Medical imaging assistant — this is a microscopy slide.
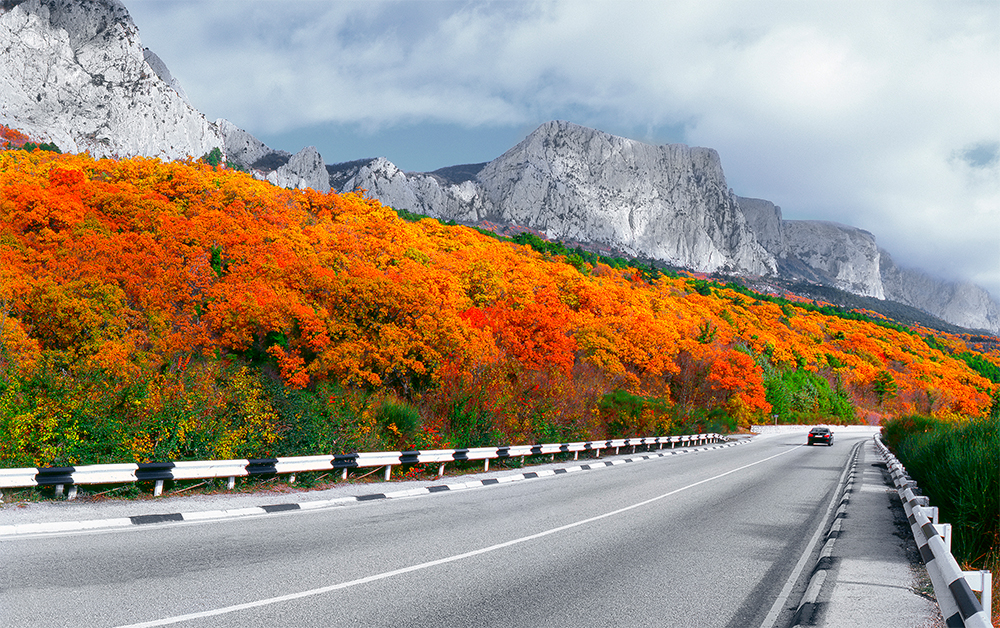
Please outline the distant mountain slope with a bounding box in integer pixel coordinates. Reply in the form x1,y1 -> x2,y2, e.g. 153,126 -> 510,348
880,251 -> 1000,333
332,121 -> 777,276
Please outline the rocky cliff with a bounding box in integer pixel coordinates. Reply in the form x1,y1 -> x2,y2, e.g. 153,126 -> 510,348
264,145 -> 330,193
880,250 -> 1000,332
0,0 -> 329,190
780,221 -> 885,299
480,121 -> 777,275
0,0 -> 222,160
736,198 -> 1000,331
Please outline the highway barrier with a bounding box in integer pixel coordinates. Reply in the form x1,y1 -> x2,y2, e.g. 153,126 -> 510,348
0,433 -> 722,500
874,434 -> 992,628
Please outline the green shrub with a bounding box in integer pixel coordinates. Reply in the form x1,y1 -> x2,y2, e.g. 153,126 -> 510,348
446,397 -> 498,449
371,399 -> 420,448
267,380 -> 345,456
883,415 -> 999,572
598,389 -> 674,438
201,147 -> 223,167
21,142 -> 61,154
763,366 -> 856,424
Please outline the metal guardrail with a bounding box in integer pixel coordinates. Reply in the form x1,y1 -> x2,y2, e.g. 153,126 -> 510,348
874,435 -> 992,628
0,433 -> 723,500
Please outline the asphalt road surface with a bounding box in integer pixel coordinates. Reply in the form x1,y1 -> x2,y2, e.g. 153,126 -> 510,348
2,432 -> 868,628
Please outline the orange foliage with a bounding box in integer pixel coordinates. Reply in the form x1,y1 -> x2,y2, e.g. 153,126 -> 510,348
0,125 -> 30,148
0,144 -> 995,462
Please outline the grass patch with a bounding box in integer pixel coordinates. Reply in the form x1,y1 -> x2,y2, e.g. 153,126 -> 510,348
882,414 -> 998,613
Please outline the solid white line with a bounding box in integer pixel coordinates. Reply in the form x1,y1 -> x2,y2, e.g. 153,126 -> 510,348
113,444 -> 797,628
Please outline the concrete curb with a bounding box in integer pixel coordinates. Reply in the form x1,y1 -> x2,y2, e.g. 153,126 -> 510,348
790,441 -> 861,626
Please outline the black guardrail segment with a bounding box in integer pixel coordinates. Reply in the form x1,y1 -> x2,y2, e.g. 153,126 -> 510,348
332,453 -> 358,469
35,467 -> 76,486
948,577 -> 983,619
246,458 -> 278,476
135,461 -> 176,481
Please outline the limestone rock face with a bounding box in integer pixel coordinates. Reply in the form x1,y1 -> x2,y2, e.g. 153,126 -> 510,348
782,221 -> 885,299
142,47 -> 186,103
334,157 -> 489,222
266,145 -> 330,193
880,250 -> 1000,333
737,196 -> 785,256
0,0 -> 222,160
476,121 -> 776,275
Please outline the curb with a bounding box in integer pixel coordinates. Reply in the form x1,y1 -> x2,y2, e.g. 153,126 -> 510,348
1,439 -> 750,538
791,441 -> 861,626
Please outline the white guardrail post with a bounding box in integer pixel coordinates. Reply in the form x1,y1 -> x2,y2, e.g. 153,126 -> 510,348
874,435 -> 991,628
0,432 -> 728,502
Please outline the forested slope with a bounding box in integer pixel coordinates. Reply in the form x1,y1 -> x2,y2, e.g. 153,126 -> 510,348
1,140 -> 996,466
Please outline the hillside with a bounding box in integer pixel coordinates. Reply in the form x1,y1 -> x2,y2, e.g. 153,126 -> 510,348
330,123 -> 1000,334
1,144 -> 997,467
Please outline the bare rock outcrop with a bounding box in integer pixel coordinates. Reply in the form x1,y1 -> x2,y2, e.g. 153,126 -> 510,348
736,196 -> 786,256
880,250 -> 1000,333
0,0 -> 222,159
476,121 -> 776,275
333,157 -> 489,221
782,221 -> 885,299
265,145 -> 330,193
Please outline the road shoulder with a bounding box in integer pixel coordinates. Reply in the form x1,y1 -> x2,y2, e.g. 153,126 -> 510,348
813,438 -> 943,627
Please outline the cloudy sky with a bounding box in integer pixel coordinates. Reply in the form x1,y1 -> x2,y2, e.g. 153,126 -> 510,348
126,0 -> 999,298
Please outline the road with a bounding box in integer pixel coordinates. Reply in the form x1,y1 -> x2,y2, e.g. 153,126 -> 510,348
1,432 -> 869,628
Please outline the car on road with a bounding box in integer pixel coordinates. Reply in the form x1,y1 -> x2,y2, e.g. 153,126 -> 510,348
807,427 -> 834,446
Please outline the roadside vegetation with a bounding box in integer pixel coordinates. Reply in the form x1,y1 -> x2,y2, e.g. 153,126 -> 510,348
0,125 -> 996,472
882,414 -> 999,621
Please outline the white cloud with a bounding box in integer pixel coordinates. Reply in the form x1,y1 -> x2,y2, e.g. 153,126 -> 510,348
126,0 -> 1000,298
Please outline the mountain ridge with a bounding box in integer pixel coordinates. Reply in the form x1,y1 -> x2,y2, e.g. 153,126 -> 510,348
2,0 -> 996,334
325,123 -> 1000,334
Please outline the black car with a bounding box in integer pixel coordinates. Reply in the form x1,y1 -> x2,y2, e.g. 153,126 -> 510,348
807,427 -> 833,446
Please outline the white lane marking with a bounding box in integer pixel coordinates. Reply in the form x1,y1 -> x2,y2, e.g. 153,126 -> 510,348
113,445 -> 799,628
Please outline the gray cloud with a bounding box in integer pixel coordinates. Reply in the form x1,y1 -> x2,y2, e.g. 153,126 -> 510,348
127,0 -> 1000,298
